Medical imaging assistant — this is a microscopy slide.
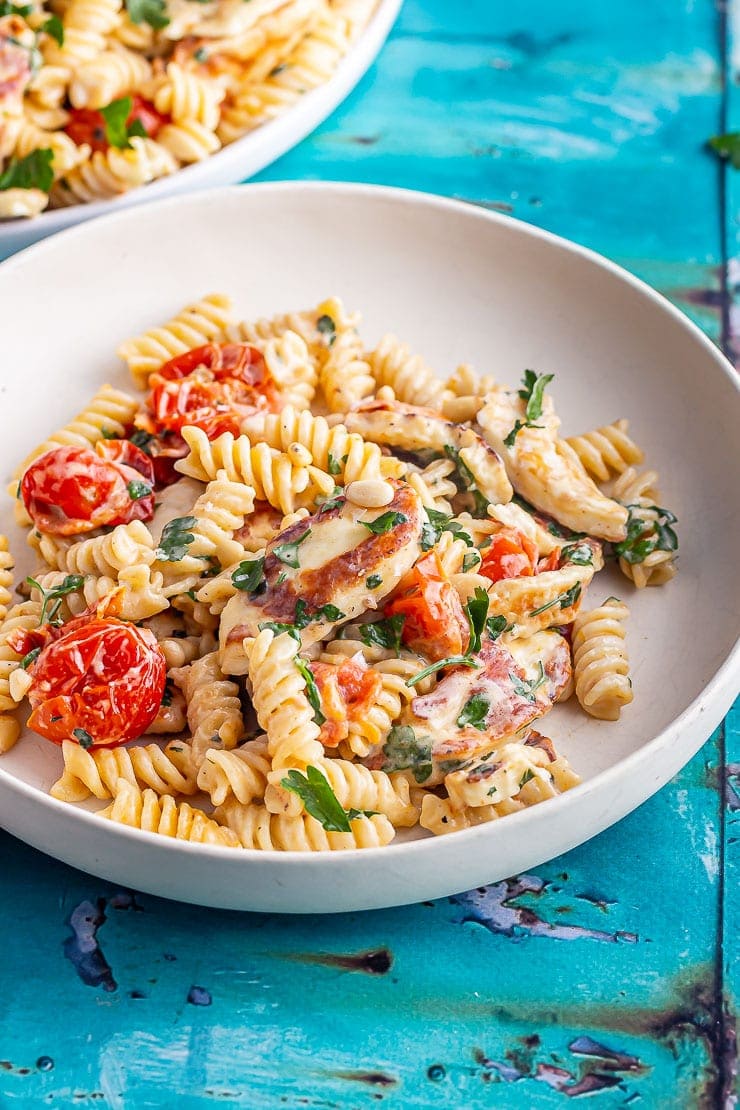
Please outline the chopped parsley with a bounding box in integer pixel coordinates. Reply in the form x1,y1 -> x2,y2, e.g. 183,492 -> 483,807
155,516 -> 197,561
327,452 -> 342,476
504,369 -> 554,447
127,479 -> 152,501
464,586 -> 489,654
194,47 -> 208,63
456,693 -> 490,731
316,314 -> 336,346
125,0 -> 169,29
100,97 -> 148,150
294,599 -> 344,629
486,614 -> 513,641
382,725 -> 433,784
462,550 -> 481,572
420,508 -> 474,551
129,429 -> 155,453
161,678 -> 174,707
406,654 -> 481,688
559,542 -> 593,566
41,15 -> 64,45
317,486 -> 344,514
258,621 -> 300,643
281,766 -> 372,831
444,445 -> 489,517
358,614 -> 405,655
0,2 -> 33,14
530,582 -> 581,617
20,647 -> 40,670
365,574 -> 382,589
294,657 -> 325,726
231,557 -> 265,593
27,573 -> 84,626
0,149 -> 54,194
361,511 -> 407,535
72,728 -> 94,750
519,768 -> 536,788
510,661 -> 547,703
273,528 -> 311,569
613,505 -> 678,565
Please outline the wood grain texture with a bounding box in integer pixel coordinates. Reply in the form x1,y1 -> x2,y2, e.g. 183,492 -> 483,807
0,0 -> 737,1106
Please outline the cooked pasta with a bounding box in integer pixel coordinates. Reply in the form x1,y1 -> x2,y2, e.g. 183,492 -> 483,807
1,2 -> 380,219
3,293 -> 676,853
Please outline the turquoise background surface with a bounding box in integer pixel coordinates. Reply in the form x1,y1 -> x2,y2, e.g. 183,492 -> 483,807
1,1 -> 738,1106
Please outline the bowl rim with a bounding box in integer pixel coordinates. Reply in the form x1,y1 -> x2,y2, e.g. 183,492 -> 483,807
1,179 -> 738,865
0,0 -> 403,241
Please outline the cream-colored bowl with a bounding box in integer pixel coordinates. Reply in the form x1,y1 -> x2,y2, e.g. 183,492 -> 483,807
0,0 -> 401,261
1,182 -> 738,912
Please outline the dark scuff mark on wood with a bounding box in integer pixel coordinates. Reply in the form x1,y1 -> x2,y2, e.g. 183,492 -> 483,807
271,947 -> 393,975
330,1070 -> 398,1087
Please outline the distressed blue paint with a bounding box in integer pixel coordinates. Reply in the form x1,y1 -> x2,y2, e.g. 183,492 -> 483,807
0,0 -> 737,1106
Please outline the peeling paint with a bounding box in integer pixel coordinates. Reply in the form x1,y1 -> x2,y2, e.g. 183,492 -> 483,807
63,900 -> 116,992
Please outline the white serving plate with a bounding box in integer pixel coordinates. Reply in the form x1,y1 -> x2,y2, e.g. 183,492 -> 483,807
1,182 -> 738,913
0,0 -> 402,261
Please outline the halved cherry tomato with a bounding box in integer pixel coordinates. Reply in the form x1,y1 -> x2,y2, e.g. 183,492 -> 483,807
479,528 -> 538,583
157,343 -> 272,387
385,550 -> 469,661
65,95 -> 168,153
25,616 -> 166,747
21,442 -> 155,536
309,658 -> 382,748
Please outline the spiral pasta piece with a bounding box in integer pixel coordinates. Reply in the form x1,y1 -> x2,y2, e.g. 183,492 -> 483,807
116,293 -> 234,389
157,120 -> 221,163
68,45 -> 152,109
566,419 -> 644,483
571,598 -> 633,720
171,651 -> 244,764
13,384 -> 139,478
215,799 -> 396,851
196,737 -> 271,806
319,758 -> 418,827
246,629 -> 323,772
611,467 -> 676,588
317,309 -> 375,412
344,667 -> 409,756
366,334 -> 448,408
0,536 -> 14,624
0,601 -> 42,713
50,738 -> 197,802
261,330 -> 318,411
13,119 -> 89,178
43,0 -> 122,65
100,778 -> 240,845
152,62 -> 224,129
158,470 -> 255,579
29,563 -> 168,621
47,520 -> 155,577
157,629 -> 217,669
51,137 -> 177,207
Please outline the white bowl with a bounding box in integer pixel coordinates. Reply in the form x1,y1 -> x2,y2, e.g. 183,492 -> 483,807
1,182 -> 738,913
0,0 -> 402,261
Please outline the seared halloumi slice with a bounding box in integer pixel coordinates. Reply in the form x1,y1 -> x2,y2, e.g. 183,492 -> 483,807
366,632 -> 571,785
489,557 -> 600,640
219,480 -> 424,672
477,391 -> 628,541
346,399 -> 513,505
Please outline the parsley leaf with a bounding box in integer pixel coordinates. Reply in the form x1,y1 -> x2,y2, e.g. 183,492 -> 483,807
327,452 -> 342,476
42,14 -> 64,45
273,528 -> 311,569
100,97 -> 147,149
317,486 -> 344,514
486,614 -> 512,641
519,768 -> 536,788
127,479 -> 152,501
0,149 -> 54,194
462,550 -> 481,572
510,661 -> 547,703
73,727 -> 94,750
129,429 -> 154,453
406,655 -> 481,688
359,614 -> 405,655
382,725 -> 433,783
231,557 -> 264,593
530,582 -> 581,617
125,0 -> 169,29
20,646 -> 40,670
708,131 -> 740,169
161,677 -> 174,707
518,369 -> 554,422
0,2 -> 32,14
420,508 -> 474,551
613,505 -> 678,565
456,693 -> 490,731
444,446 -> 489,517
361,511 -> 407,535
258,621 -> 300,643
559,542 -> 593,566
464,586 -> 489,654
27,573 -> 84,626
294,657 -> 325,726
316,314 -> 336,346
365,574 -> 382,589
293,599 -> 344,629
281,766 -> 354,831
155,516 -> 197,561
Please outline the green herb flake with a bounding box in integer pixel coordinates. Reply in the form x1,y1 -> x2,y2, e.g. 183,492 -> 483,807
281,766 -> 352,831
443,447 -> 490,517
316,314 -> 336,346
510,661 -> 547,703
258,621 -> 300,643
41,14 -> 64,45
560,542 -> 593,566
406,654 -> 481,688
194,47 -> 208,63
0,3 -> 33,15
73,727 -> 94,750
519,768 -> 535,788
456,693 -> 490,731
161,678 -> 174,707
127,479 -> 152,501
317,486 -> 344,514
155,516 -> 197,562
365,574 -> 382,589
27,573 -> 84,626
359,614 -> 405,655
464,586 -> 489,654
0,149 -> 54,194
530,582 -> 581,617
294,657 -> 325,726
20,646 -> 40,670
361,511 -> 407,535
129,429 -> 154,453
518,369 -> 554,422
231,557 -> 265,593
327,452 -> 342,476
125,0 -> 169,29
273,528 -> 311,569
613,505 -> 678,565
486,614 -> 512,641
462,550 -> 481,572
382,724 -> 433,784
294,599 -> 344,629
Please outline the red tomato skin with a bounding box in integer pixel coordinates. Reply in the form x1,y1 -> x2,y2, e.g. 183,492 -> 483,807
96,438 -> 155,482
21,444 -> 154,535
385,551 -> 469,661
479,529 -> 538,583
157,343 -> 270,387
26,618 -> 166,747
309,658 -> 381,748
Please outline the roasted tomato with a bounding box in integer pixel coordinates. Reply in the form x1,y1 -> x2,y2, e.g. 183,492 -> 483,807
25,616 -> 166,747
309,658 -> 382,748
144,343 -> 280,439
21,442 -> 155,535
385,550 -> 469,661
479,528 -> 538,583
65,95 -> 168,153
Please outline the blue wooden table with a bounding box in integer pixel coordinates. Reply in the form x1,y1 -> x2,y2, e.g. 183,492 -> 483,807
1,2 -> 738,1105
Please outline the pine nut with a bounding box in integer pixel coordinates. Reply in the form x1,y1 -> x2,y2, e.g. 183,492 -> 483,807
345,479 -> 394,508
